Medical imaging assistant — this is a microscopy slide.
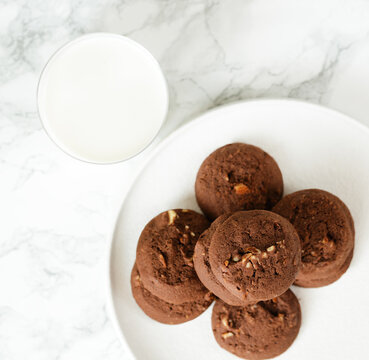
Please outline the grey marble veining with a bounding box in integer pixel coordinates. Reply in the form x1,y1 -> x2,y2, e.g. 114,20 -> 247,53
1,0 -> 369,359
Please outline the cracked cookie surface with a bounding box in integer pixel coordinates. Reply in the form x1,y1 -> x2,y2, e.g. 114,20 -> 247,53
212,289 -> 301,360
136,209 -> 210,304
272,189 -> 354,287
209,210 -> 301,302
195,143 -> 283,220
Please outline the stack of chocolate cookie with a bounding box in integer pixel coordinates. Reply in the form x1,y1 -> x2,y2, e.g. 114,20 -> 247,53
131,142 -> 355,360
272,189 -> 354,288
132,209 -> 214,324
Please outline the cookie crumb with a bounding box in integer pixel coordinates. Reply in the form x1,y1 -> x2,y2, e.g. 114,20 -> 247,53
167,210 -> 178,225
221,332 -> 234,339
234,183 -> 250,195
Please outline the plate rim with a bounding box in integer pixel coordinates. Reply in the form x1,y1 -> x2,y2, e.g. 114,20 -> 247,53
105,98 -> 369,358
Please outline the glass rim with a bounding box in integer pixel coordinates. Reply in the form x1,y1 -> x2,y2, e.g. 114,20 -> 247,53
37,32 -> 169,165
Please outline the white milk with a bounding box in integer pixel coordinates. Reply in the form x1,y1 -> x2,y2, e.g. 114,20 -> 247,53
38,34 -> 168,163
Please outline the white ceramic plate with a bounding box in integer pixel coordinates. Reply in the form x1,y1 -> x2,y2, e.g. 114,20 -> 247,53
108,99 -> 369,360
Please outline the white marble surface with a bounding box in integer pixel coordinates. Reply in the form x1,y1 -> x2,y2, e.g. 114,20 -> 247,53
1,0 -> 369,359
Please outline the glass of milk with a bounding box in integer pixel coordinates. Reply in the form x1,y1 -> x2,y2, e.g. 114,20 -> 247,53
37,33 -> 169,164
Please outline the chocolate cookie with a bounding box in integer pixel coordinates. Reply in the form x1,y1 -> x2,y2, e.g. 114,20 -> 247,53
212,289 -> 301,360
194,214 -> 249,306
272,189 -> 354,287
136,209 -> 210,304
310,249 -> 353,288
209,210 -> 301,303
195,143 -> 283,220
131,264 -> 214,324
